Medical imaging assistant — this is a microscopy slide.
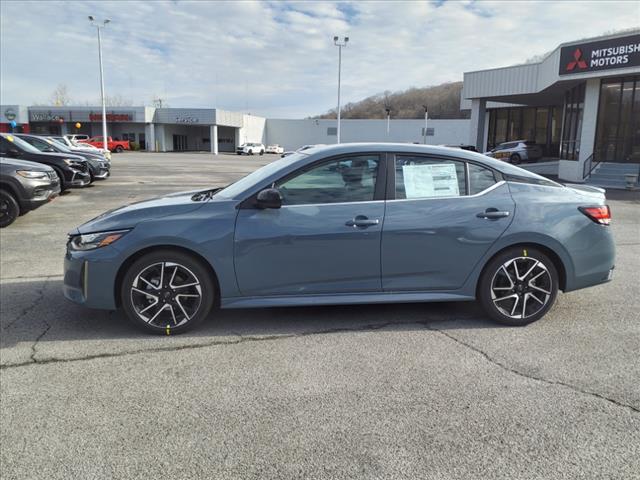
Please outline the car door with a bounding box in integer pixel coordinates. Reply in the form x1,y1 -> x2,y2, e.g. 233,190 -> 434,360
234,154 -> 386,296
382,154 -> 515,291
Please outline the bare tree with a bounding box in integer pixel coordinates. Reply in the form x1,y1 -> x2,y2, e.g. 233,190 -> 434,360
103,94 -> 134,106
151,96 -> 169,108
49,84 -> 71,106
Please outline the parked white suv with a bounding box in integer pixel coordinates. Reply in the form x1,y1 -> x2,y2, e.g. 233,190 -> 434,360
265,144 -> 284,154
236,143 -> 265,155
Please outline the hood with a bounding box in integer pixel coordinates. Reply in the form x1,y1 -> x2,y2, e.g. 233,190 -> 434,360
74,189 -> 211,234
0,157 -> 54,172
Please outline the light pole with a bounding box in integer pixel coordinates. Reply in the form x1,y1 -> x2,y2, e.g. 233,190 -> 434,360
385,106 -> 391,137
423,104 -> 429,144
89,16 -> 110,152
333,36 -> 348,143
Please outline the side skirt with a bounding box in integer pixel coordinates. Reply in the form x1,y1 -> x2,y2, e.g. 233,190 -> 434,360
221,291 -> 475,309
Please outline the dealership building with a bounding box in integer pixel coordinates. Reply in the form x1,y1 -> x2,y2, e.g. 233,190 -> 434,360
462,31 -> 640,186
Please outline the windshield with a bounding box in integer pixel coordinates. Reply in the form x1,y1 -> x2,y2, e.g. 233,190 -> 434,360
46,138 -> 73,153
3,134 -> 42,154
216,153 -> 307,199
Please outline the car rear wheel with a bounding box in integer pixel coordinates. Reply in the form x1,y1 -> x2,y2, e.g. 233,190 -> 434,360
259,150 -> 264,155
510,153 -> 521,165
478,247 -> 558,326
121,250 -> 215,334
0,190 -> 20,228
115,145 -> 124,153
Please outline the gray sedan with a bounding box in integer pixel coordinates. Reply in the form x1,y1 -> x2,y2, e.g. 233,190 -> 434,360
63,143 -> 614,334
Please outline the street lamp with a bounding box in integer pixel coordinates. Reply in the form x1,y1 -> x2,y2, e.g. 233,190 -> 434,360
385,106 -> 391,137
423,104 -> 429,144
88,16 -> 110,152
333,36 -> 348,143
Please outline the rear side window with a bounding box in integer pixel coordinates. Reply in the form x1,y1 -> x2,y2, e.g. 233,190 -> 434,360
395,156 -> 466,199
468,163 -> 498,195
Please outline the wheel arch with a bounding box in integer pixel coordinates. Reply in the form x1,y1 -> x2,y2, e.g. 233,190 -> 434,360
475,242 -> 568,296
114,244 -> 221,309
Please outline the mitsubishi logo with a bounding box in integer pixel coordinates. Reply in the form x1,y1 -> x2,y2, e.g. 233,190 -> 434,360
566,48 -> 588,71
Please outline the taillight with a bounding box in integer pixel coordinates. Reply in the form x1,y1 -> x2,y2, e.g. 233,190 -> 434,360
579,205 -> 611,225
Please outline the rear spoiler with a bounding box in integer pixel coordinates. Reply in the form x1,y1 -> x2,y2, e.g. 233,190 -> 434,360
563,183 -> 606,195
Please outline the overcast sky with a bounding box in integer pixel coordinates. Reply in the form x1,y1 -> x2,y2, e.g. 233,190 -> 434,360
1,1 -> 638,117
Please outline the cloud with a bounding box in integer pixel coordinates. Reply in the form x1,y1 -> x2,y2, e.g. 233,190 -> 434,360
0,0 -> 637,117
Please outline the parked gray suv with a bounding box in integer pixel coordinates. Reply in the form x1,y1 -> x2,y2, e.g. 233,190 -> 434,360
0,157 -> 60,227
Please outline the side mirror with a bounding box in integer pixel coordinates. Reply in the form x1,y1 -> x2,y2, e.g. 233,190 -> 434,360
256,188 -> 282,209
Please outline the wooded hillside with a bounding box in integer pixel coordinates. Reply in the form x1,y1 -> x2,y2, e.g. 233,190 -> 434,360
315,81 -> 468,119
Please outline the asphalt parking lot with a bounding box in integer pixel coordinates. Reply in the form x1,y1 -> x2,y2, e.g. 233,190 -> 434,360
1,152 -> 639,479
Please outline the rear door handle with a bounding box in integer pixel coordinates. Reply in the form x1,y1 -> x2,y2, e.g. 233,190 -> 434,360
345,215 -> 380,228
477,209 -> 510,219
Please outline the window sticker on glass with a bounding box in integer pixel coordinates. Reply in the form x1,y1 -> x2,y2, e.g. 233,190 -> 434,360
402,163 -> 460,198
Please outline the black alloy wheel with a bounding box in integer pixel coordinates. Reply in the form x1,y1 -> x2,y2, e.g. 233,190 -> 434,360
0,190 -> 20,228
121,250 -> 215,334
479,247 -> 558,326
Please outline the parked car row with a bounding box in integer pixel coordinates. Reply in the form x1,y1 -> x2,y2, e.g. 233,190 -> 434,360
0,132 -> 112,227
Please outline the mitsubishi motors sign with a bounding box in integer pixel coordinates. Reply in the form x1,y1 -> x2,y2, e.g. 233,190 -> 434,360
559,34 -> 640,75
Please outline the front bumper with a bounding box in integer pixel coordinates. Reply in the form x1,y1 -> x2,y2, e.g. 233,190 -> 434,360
93,165 -> 111,180
63,246 -> 121,310
68,169 -> 92,187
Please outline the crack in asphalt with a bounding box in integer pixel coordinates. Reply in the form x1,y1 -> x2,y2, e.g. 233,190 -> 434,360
0,274 -> 64,282
1,318 -> 637,415
423,324 -> 640,414
2,278 -> 51,330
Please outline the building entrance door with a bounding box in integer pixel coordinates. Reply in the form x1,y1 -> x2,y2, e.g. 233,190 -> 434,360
173,134 -> 188,151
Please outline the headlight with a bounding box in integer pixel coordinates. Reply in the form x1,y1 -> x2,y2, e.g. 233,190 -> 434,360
69,229 -> 130,251
64,158 -> 84,166
16,170 -> 49,179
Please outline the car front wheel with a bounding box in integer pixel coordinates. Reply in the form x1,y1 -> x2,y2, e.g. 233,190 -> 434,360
510,153 -> 521,165
478,247 -> 558,326
0,190 -> 20,228
121,250 -> 215,334
115,145 -> 124,153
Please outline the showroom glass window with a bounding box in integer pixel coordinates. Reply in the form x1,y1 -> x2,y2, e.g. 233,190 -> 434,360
276,155 -> 380,205
594,76 -> 640,163
560,82 -> 586,161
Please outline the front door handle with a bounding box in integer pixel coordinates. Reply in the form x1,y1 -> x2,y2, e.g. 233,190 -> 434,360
477,209 -> 510,219
345,215 -> 380,228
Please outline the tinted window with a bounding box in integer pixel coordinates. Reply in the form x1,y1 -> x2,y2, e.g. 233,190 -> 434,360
468,163 -> 497,195
395,156 -> 466,199
277,155 -> 380,205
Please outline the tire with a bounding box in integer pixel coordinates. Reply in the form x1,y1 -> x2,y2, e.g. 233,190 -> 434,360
259,150 -> 264,156
236,152 -> 241,155
478,247 -> 558,326
121,250 -> 215,334
249,149 -> 254,155
115,145 -> 124,153
510,153 -> 521,165
0,190 -> 20,228
53,167 -> 67,192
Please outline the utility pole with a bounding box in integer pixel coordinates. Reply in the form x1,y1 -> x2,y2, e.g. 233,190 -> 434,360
89,16 -> 110,152
333,36 -> 349,143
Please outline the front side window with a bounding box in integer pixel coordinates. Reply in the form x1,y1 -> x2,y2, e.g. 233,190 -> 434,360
276,155 -> 380,206
395,156 -> 466,199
